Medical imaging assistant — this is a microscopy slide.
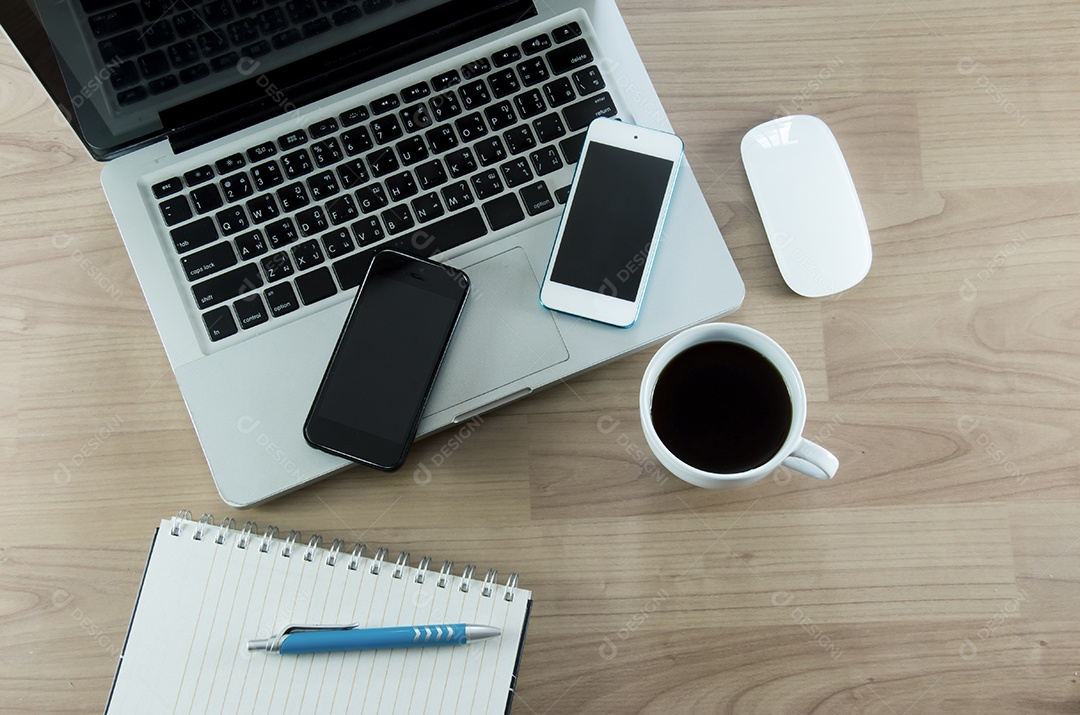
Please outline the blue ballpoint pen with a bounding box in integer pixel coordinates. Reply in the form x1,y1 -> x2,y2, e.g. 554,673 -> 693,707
247,622 -> 501,655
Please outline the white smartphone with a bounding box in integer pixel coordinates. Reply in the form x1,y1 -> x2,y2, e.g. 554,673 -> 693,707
540,118 -> 684,327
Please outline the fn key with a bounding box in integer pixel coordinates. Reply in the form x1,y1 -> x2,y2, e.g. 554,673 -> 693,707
203,306 -> 237,341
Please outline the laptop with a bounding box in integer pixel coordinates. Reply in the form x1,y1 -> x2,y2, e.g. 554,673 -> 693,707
4,0 -> 745,506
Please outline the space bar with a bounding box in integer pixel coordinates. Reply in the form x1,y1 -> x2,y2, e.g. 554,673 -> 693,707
332,208 -> 489,290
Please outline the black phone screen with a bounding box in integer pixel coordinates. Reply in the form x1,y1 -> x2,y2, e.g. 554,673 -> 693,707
549,143 -> 675,301
305,251 -> 469,469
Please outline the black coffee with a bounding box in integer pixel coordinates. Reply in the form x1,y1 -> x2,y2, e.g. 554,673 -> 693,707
651,341 -> 792,473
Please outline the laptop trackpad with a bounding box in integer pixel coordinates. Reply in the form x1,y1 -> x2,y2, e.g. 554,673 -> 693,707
425,246 -> 569,415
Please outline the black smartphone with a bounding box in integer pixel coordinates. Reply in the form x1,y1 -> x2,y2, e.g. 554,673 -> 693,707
304,250 -> 469,470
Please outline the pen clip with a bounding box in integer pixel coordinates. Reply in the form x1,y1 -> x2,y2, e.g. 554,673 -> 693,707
248,623 -> 360,652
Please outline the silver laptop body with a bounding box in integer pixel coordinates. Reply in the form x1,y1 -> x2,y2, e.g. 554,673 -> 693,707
89,0 -> 745,506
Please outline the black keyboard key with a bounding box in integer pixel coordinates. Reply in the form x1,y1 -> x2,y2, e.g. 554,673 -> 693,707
326,194 -> 359,225
216,154 -> 246,174
573,66 -> 606,96
204,1 -> 234,26
99,31 -> 144,62
340,105 -> 370,127
522,34 -> 552,55
396,136 -> 428,166
306,170 -> 339,201
139,50 -> 170,78
381,204 -> 414,235
272,28 -> 303,49
261,251 -> 294,282
474,136 -> 507,167
286,0 -> 317,23
414,159 -> 448,190
371,115 -> 403,144
371,93 -> 400,115
482,194 -> 525,231
332,5 -> 362,25
411,192 -> 445,223
296,267 -> 337,305
552,22 -> 582,44
89,4 -> 141,39
559,132 -> 587,164
425,124 -> 458,154
520,181 -> 555,216
366,147 -> 399,177
385,171 -> 418,202
278,130 -> 308,151
441,180 -> 474,211
533,112 -> 567,143
355,184 -> 388,213
191,184 -> 224,214
265,283 -> 300,317
145,20 -> 174,49
431,69 -> 460,90
148,75 -> 179,95
198,30 -> 229,57
109,61 -> 139,90
309,118 -> 339,139
167,40 -> 198,67
491,46 -> 521,67
235,294 -> 270,329
184,165 -> 215,186
350,216 -> 384,246
454,113 -> 487,142
173,10 -> 201,37
203,305 -> 237,341
430,90 -> 462,122
400,103 -> 432,133
159,195 -> 192,226
276,182 -> 310,212
503,125 -> 536,155
303,17 -> 332,38
182,241 -> 238,281
401,81 -> 430,103
563,91 -> 617,131
291,239 -> 325,269
337,159 -> 368,189
514,89 -> 546,120
311,138 -> 344,168
487,68 -> 519,99
251,161 -> 284,191
444,147 -> 476,178
322,228 -> 355,259
153,177 -> 183,199
500,157 -> 533,188
211,52 -> 240,73
228,18 -> 259,45
470,169 -> 502,200
459,80 -> 490,110
543,76 -> 576,108
460,57 -> 491,80
266,217 -> 299,247
247,142 -> 277,162
333,208 -> 487,289
530,146 -> 563,176
341,127 -> 373,156
116,86 -> 149,106
281,149 -> 314,179
171,216 -> 217,253
242,40 -> 271,58
193,263 -> 262,309
179,63 -> 210,84
554,185 -> 571,204
220,173 -> 253,203
295,206 -> 328,236
245,193 -> 278,224
216,206 -> 249,235
517,58 -> 549,87
547,38 -> 592,76
484,100 -> 516,131
235,229 -> 269,260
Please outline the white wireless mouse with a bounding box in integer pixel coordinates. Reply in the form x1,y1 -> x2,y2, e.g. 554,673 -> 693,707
740,115 -> 871,297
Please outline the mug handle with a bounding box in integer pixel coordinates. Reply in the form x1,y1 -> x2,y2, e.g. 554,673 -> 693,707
781,438 -> 838,481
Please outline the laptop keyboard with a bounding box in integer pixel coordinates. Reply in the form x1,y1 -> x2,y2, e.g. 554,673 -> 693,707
151,20 -> 622,342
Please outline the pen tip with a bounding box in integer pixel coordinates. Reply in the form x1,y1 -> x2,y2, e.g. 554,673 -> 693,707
465,625 -> 501,642
247,639 -> 270,651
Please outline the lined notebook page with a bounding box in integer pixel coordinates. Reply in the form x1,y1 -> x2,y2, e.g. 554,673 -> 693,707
107,519 -> 531,715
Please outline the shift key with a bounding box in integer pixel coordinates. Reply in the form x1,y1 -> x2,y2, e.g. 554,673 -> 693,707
192,263 -> 263,309
562,92 -> 616,132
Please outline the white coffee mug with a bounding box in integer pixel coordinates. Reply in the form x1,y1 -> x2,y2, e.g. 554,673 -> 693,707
639,323 -> 838,489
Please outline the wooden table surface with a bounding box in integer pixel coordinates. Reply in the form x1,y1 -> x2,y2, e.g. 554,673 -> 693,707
3,1 -> 1079,712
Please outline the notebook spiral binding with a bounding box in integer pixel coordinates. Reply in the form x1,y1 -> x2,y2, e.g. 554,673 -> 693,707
169,510 -> 520,602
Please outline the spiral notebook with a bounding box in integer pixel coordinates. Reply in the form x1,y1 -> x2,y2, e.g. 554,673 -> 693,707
106,512 -> 532,714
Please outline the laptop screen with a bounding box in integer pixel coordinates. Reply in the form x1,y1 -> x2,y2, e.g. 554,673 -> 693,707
3,0 -> 535,160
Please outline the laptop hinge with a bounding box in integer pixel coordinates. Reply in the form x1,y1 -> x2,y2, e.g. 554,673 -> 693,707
166,1 -> 537,155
